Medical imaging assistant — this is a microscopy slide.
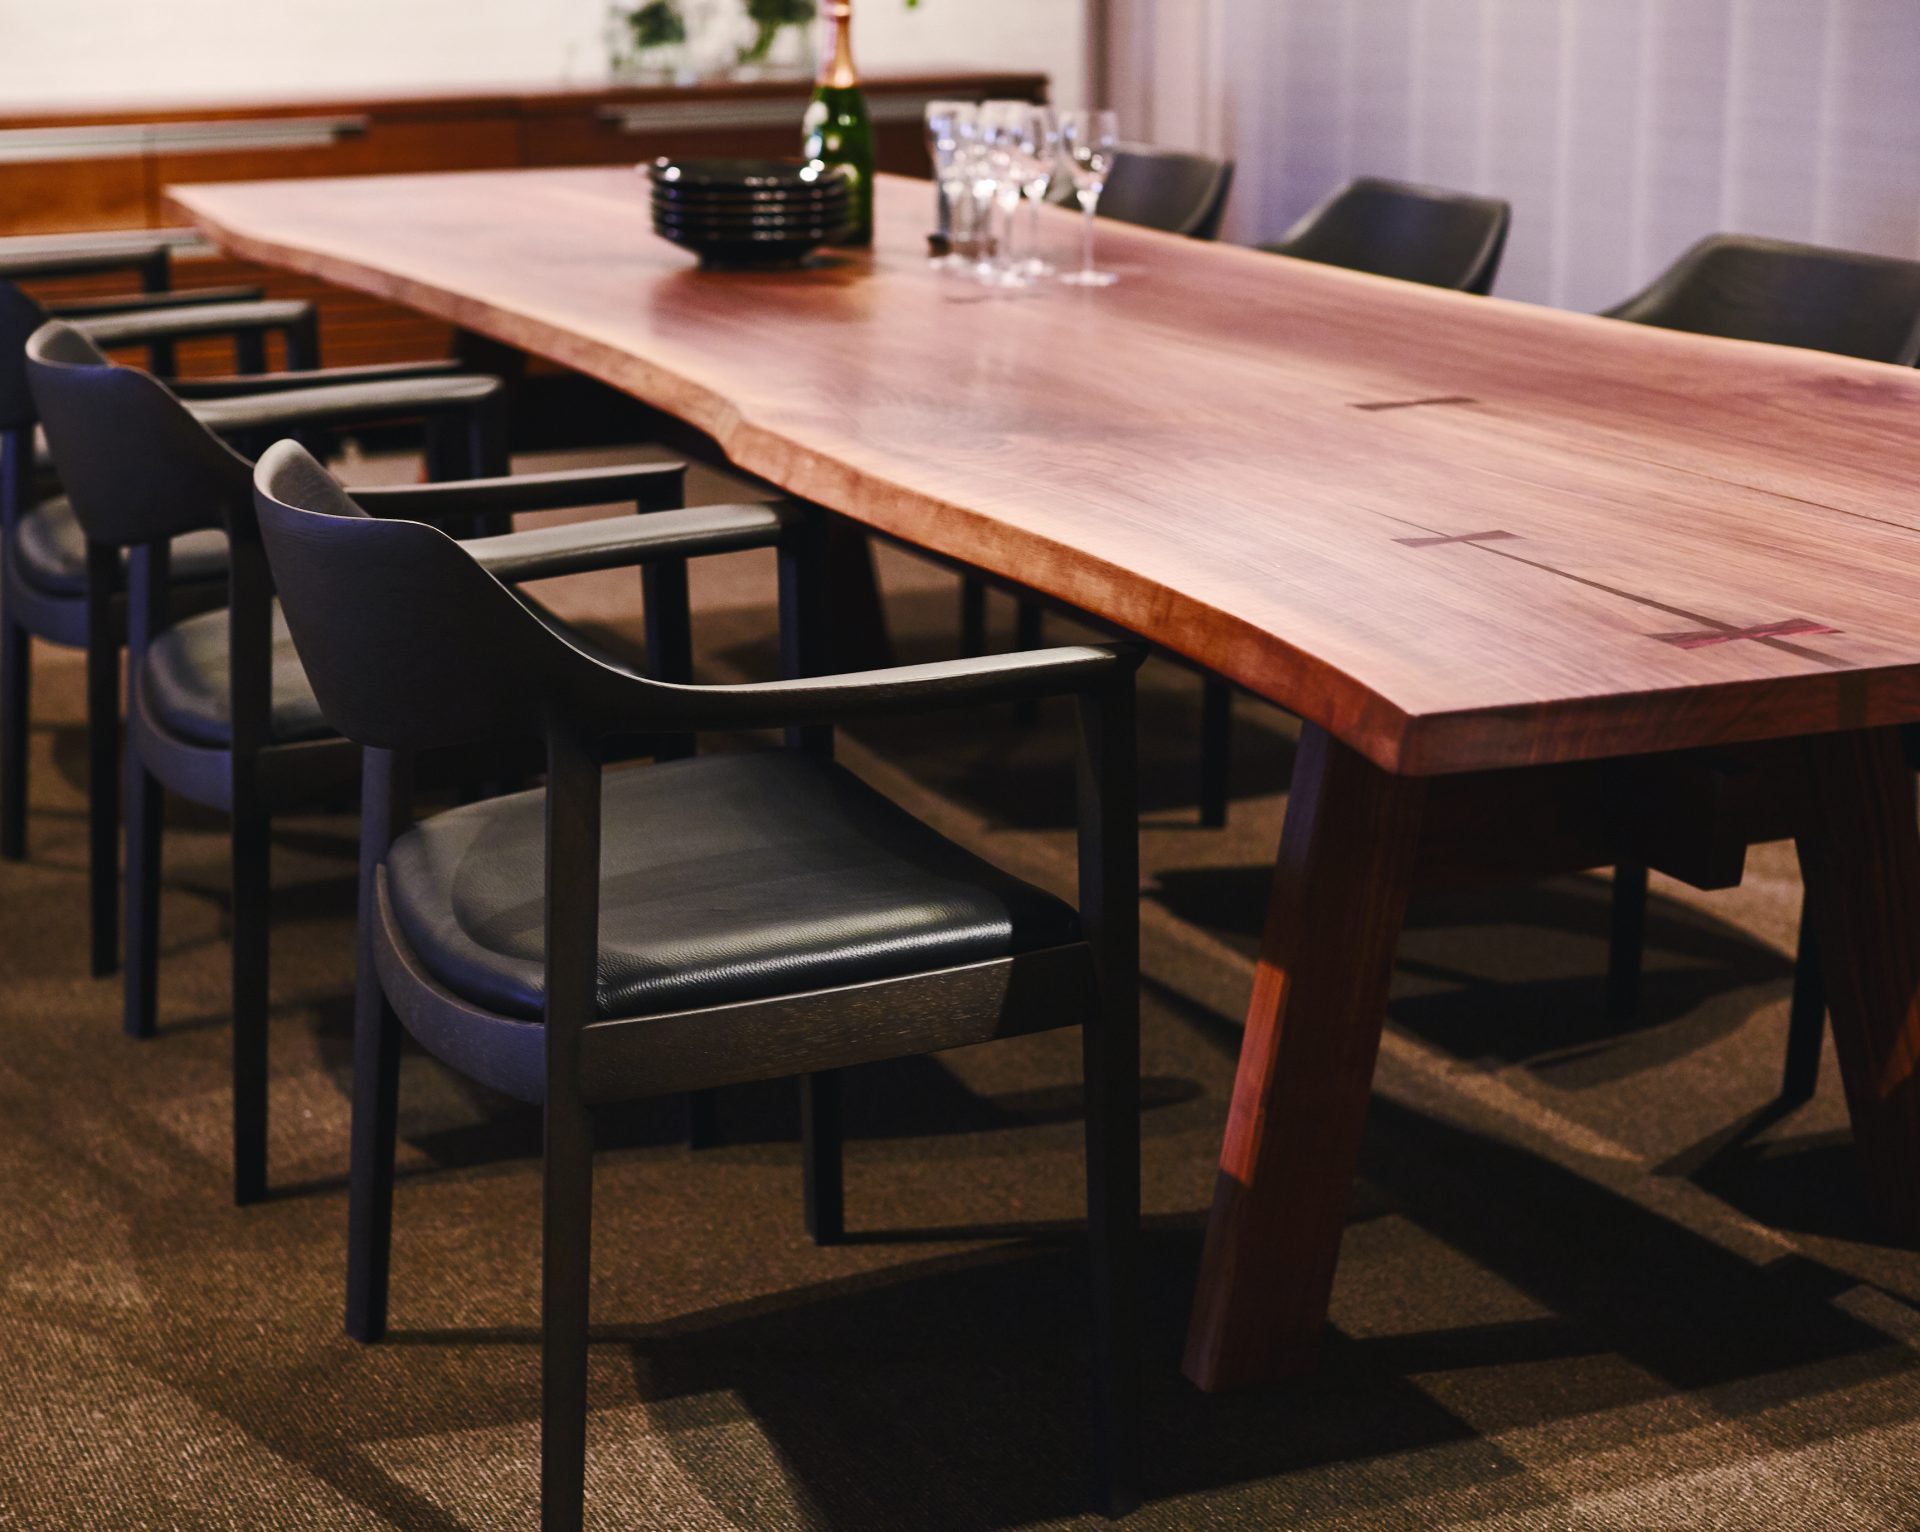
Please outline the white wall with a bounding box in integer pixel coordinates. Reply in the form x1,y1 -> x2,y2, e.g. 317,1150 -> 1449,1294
0,0 -> 1085,117
1107,0 -> 1920,311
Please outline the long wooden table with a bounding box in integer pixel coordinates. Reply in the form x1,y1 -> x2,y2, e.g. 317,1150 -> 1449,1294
174,168 -> 1920,1393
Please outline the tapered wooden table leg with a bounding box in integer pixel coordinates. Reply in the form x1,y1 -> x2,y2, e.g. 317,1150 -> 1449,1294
1184,724 -> 1427,1391
1795,726 -> 1920,1240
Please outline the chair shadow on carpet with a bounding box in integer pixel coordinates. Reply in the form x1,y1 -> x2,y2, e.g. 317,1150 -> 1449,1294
165,1086 -> 1913,1532
1150,863 -> 1795,1080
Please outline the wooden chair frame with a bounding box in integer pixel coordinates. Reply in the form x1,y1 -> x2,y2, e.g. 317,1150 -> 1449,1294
253,440 -> 1145,1527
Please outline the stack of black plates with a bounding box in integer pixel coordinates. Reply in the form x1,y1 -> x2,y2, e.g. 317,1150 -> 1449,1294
647,157 -> 851,267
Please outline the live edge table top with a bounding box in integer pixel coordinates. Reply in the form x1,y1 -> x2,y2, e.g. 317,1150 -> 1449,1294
174,167 -> 1920,777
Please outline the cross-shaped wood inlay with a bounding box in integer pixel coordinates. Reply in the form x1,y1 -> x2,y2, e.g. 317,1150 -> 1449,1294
1394,529 -> 1520,549
1352,395 -> 1479,413
1650,617 -> 1841,650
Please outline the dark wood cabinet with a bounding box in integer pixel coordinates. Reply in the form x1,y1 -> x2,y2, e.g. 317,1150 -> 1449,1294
1,72 -> 1045,371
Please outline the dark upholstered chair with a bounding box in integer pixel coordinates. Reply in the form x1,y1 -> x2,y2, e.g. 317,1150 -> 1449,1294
0,233 -> 274,376
1259,176 -> 1512,296
1605,234 -> 1920,365
1098,144 -> 1236,240
25,319 -> 706,1203
1605,234 -> 1920,1101
253,439 -> 1144,1530
2,257 -> 321,975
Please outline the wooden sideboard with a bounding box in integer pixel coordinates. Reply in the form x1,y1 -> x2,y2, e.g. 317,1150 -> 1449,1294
1,73 -> 1045,376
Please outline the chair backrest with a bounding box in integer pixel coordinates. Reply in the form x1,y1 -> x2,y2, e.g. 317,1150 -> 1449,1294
255,439 -> 658,754
1604,234 -> 1920,365
1096,145 -> 1236,240
24,319 -> 247,546
1261,177 -> 1512,295
0,281 -> 51,433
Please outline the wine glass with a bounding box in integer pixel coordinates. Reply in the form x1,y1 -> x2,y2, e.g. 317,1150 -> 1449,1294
955,113 -> 1001,280
1058,108 -> 1120,287
923,99 -> 977,269
978,100 -> 1038,286
1016,104 -> 1061,278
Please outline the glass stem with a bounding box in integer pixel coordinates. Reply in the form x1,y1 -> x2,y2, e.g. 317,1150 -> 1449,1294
1079,191 -> 1099,277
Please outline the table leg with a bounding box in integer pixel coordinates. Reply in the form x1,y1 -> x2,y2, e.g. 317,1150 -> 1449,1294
1184,723 -> 1427,1390
823,517 -> 893,672
1795,726 -> 1920,1239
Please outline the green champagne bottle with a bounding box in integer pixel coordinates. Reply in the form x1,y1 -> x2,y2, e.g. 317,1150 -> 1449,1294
802,1 -> 874,246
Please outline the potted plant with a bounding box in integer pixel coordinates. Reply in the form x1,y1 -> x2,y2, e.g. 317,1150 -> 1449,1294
736,0 -> 818,78
609,0 -> 690,81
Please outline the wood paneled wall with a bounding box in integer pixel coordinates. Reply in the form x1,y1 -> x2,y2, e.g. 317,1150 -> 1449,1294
4,74 -> 1045,370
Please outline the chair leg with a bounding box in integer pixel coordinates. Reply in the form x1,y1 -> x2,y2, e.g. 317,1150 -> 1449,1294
1607,862 -> 1648,1020
233,327 -> 269,376
285,307 -> 321,373
541,1096 -> 595,1532
1199,677 -> 1232,829
1013,602 -> 1044,727
85,619 -> 120,977
231,810 -> 272,1205
684,1088 -> 720,1149
1015,600 -> 1044,650
802,1069 -> 844,1245
0,614 -> 28,862
642,559 -> 695,763
959,575 -> 987,658
1781,899 -> 1827,1103
122,752 -> 163,1040
346,990 -> 403,1343
1083,1004 -> 1141,1518
1075,669 -> 1139,1515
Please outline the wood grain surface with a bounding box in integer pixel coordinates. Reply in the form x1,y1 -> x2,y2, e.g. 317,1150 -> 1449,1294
173,167 -> 1920,776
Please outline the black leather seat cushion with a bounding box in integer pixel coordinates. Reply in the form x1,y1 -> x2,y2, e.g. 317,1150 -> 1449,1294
140,603 -> 330,748
14,494 -> 228,596
387,752 -> 1082,1022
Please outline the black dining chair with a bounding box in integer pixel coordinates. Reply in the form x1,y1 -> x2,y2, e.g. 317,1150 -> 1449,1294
25,319 -> 702,1203
2,268 -> 323,975
1098,144 -> 1237,240
253,437 -> 1143,1530
1604,234 -> 1920,1100
1258,176 -> 1512,296
0,233 -> 277,379
1605,234 -> 1920,365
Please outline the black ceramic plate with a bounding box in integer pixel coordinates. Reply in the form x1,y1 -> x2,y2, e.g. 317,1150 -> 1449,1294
654,218 -> 841,244
651,190 -> 846,217
653,223 -> 824,267
655,225 -> 844,248
649,183 -> 849,211
646,156 -> 850,191
652,204 -> 848,234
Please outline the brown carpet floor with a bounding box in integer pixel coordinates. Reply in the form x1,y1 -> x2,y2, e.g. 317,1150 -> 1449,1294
4,454 -> 1920,1529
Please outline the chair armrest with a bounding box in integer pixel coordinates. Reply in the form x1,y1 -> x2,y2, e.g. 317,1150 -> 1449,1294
350,462 -> 692,523
172,359 -> 465,399
189,373 -> 504,435
0,238 -> 172,284
45,284 -> 266,319
612,644 -> 1143,736
73,299 -> 314,350
466,500 -> 792,581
